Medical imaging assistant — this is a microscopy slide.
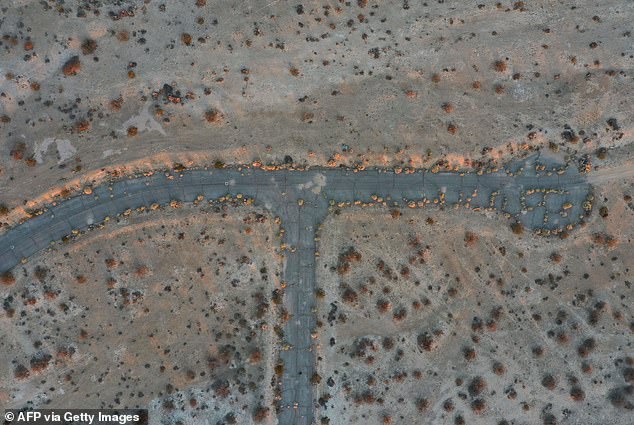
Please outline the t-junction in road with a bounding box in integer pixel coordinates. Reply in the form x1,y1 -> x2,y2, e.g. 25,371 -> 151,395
0,154 -> 591,425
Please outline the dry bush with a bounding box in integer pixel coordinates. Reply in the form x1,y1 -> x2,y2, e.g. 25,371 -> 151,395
592,232 -> 618,247
342,286 -> 358,303
468,376 -> 487,396
1,272 -> 16,285
185,369 -> 196,381
302,111 -> 315,122
205,109 -> 223,124
416,398 -> 429,412
464,231 -> 478,246
62,56 -> 81,76
542,374 -> 557,390
250,349 -> 262,363
471,398 -> 486,414
30,352 -> 52,373
75,120 -> 90,132
10,141 -> 26,160
392,307 -> 407,322
181,33 -> 193,45
110,97 -> 123,111
274,362 -> 284,376
105,258 -> 118,269
493,60 -> 507,72
511,222 -> 524,235
354,391 -> 376,405
14,364 -> 30,380
608,385 -> 634,409
542,413 -> 558,425
212,379 -> 231,398
80,39 -> 97,55
252,406 -> 270,423
382,336 -> 394,350
34,266 -> 48,282
463,346 -> 476,361
570,386 -> 585,401
555,331 -> 570,345
352,337 -> 377,359
56,345 -> 76,359
492,361 -> 506,375
337,247 -> 362,275
581,361 -> 592,374
417,332 -> 437,351
599,206 -> 609,218
376,299 -> 392,313
134,265 -> 150,277
577,337 -> 596,358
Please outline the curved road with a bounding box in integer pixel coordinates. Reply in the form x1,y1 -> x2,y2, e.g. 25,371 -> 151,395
0,155 -> 591,425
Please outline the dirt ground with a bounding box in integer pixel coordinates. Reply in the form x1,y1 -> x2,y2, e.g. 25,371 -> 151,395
1,0 -> 633,211
314,177 -> 633,424
0,1 -> 633,424
0,204 -> 282,425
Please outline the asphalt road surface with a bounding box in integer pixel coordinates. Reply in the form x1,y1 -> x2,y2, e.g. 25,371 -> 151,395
0,154 -> 591,425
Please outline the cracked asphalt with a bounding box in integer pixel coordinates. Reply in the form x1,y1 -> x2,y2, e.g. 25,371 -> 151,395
0,154 -> 591,425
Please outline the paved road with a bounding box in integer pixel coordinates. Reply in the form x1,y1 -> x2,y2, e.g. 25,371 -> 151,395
0,154 -> 591,425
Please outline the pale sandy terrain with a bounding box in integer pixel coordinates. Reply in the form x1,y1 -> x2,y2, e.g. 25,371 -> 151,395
314,179 -> 633,424
0,205 -> 282,424
0,0 -> 633,212
0,1 -> 633,424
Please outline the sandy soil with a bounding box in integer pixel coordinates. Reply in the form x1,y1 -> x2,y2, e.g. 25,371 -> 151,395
314,179 -> 633,424
0,204 -> 282,424
0,2 -> 633,424
0,0 -> 633,210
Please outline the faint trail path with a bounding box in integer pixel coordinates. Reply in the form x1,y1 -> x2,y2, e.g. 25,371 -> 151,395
587,162 -> 634,184
0,155 -> 591,425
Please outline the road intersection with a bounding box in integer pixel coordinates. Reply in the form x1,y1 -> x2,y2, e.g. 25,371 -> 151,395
0,154 -> 591,425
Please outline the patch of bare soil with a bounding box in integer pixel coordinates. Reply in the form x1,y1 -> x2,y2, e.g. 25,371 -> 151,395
314,183 -> 633,424
0,205 -> 281,424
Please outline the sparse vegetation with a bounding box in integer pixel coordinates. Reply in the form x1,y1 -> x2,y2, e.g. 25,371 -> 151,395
62,56 -> 81,76
80,39 -> 97,55
1,272 -> 15,285
494,60 -> 507,72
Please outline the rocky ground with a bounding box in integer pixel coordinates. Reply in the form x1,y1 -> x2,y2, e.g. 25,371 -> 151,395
0,204 -> 281,424
314,177 -> 633,424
